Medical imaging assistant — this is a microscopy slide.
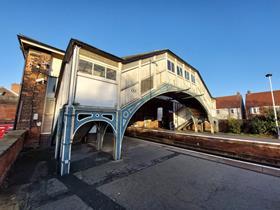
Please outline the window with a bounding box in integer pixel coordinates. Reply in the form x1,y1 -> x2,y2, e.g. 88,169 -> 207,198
106,68 -> 117,81
251,107 -> 260,114
46,77 -> 57,98
93,64 -> 105,77
177,66 -> 183,76
231,109 -> 234,114
191,74 -> 195,83
167,60 -> 175,72
216,110 -> 220,114
78,58 -> 116,81
42,76 -> 57,133
78,59 -> 92,75
184,71 -> 190,80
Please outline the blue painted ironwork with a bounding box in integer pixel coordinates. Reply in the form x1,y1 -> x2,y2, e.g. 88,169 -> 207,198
60,105 -> 74,175
58,82 -> 213,175
73,111 -> 117,136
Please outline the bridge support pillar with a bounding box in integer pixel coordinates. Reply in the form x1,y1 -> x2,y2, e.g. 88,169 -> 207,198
208,116 -> 215,134
96,123 -> 108,151
113,110 -> 123,160
210,123 -> 214,134
192,117 -> 198,132
114,134 -> 122,160
54,109 -> 63,160
60,106 -> 74,176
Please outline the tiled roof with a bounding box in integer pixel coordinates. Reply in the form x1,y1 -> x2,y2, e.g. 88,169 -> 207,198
216,94 -> 243,109
246,90 -> 280,107
0,87 -> 18,97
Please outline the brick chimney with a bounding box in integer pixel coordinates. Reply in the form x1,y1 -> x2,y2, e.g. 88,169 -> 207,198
11,83 -> 20,94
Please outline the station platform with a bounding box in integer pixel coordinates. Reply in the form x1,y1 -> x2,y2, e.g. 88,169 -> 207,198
126,127 -> 280,168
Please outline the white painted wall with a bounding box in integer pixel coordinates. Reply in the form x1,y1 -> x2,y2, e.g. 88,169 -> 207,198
53,59 -> 73,129
56,48 -> 216,120
75,75 -> 117,108
216,108 -> 242,120
51,57 -> 62,77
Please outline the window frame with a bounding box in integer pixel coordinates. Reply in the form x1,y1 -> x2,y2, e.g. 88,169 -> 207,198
106,68 -> 117,81
191,74 -> 196,83
177,66 -> 183,77
167,60 -> 175,73
93,63 -> 106,78
78,56 -> 118,82
184,70 -> 190,80
78,59 -> 93,75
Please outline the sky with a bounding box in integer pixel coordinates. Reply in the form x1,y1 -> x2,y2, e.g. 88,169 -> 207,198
0,0 -> 279,97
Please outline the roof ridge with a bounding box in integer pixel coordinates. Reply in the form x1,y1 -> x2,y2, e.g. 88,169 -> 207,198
247,89 -> 280,95
122,49 -> 168,59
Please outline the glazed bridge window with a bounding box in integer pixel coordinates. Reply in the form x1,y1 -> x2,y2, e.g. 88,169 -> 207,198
94,64 -> 105,78
78,59 -> 116,81
78,59 -> 92,75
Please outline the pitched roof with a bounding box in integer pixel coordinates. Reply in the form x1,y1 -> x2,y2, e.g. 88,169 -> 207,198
17,34 -> 65,58
0,87 -> 18,97
216,94 -> 243,109
246,90 -> 280,108
122,49 -> 168,63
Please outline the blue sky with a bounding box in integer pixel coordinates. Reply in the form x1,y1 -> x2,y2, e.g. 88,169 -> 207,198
0,0 -> 279,97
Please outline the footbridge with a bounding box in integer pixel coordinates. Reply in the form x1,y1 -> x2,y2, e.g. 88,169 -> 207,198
54,39 -> 217,175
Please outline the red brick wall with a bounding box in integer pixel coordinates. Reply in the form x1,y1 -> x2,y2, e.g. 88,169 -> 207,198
0,130 -> 26,186
15,49 -> 52,147
0,103 -> 17,123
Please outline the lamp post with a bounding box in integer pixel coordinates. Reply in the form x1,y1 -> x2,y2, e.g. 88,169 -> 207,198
265,73 -> 280,139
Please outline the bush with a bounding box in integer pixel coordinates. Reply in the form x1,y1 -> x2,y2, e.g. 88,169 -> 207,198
250,117 -> 267,134
248,109 -> 279,135
264,110 -> 278,135
228,118 -> 242,134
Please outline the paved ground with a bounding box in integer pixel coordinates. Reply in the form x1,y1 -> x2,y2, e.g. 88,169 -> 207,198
1,136 -> 280,209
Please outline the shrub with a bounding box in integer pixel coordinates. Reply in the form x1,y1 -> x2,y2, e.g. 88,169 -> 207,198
263,109 -> 279,135
228,118 -> 242,134
250,117 -> 267,134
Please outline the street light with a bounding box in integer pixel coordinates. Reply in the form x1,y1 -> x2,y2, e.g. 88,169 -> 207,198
265,73 -> 280,139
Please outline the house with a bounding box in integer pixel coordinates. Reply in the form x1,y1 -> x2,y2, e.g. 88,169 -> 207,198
215,93 -> 245,120
245,90 -> 280,118
0,84 -> 20,124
